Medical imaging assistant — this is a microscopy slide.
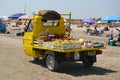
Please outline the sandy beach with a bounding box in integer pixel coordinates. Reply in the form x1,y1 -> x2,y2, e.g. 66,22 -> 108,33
0,25 -> 120,80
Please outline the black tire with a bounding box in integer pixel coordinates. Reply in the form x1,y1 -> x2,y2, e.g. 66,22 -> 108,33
33,57 -> 39,62
46,54 -> 59,71
82,56 -> 94,68
34,57 -> 39,61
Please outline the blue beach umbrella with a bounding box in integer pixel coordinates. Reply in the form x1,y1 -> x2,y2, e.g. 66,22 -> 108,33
101,15 -> 120,22
8,13 -> 26,19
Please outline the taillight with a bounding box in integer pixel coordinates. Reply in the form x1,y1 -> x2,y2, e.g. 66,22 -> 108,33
96,50 -> 102,55
66,53 -> 73,59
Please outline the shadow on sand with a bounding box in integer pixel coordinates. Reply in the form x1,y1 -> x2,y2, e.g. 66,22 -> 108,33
29,59 -> 117,77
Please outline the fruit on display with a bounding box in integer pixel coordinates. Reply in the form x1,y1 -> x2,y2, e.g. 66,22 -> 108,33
35,36 -> 47,41
87,43 -> 94,48
52,39 -> 62,46
62,40 -> 72,44
79,39 -> 85,45
34,34 -> 95,49
63,35 -> 75,40
52,39 -> 81,49
78,38 -> 94,48
56,34 -> 64,39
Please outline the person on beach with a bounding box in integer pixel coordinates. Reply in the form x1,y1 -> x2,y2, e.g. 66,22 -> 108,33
0,20 -> 6,33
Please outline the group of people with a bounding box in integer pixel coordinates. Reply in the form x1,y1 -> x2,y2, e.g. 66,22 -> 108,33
109,28 -> 120,46
86,23 -> 104,36
0,19 -> 10,34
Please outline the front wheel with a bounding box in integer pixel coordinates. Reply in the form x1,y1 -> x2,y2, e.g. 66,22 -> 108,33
46,54 -> 59,71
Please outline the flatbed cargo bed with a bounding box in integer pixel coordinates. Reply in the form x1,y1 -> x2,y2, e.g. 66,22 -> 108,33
33,45 -> 105,52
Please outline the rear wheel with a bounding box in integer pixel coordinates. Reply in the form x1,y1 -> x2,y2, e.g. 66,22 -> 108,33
34,57 -> 39,61
33,57 -> 39,62
46,54 -> 59,71
82,56 -> 94,67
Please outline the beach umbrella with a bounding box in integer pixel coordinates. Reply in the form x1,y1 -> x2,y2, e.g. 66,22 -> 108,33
83,18 -> 96,24
101,15 -> 120,22
1,16 -> 8,20
18,15 -> 30,19
8,13 -> 26,19
0,16 -> 2,18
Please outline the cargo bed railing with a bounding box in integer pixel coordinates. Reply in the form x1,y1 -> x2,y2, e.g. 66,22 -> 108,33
61,12 -> 72,36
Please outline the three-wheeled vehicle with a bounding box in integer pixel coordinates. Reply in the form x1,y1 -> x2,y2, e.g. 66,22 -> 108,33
23,10 -> 105,71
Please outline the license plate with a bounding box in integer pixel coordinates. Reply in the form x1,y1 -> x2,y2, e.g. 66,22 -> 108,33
74,52 -> 80,60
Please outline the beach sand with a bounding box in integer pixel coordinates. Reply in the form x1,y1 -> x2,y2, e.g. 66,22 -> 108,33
0,25 -> 120,80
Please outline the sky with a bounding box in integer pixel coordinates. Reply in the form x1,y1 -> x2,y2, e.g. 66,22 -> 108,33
0,0 -> 120,19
